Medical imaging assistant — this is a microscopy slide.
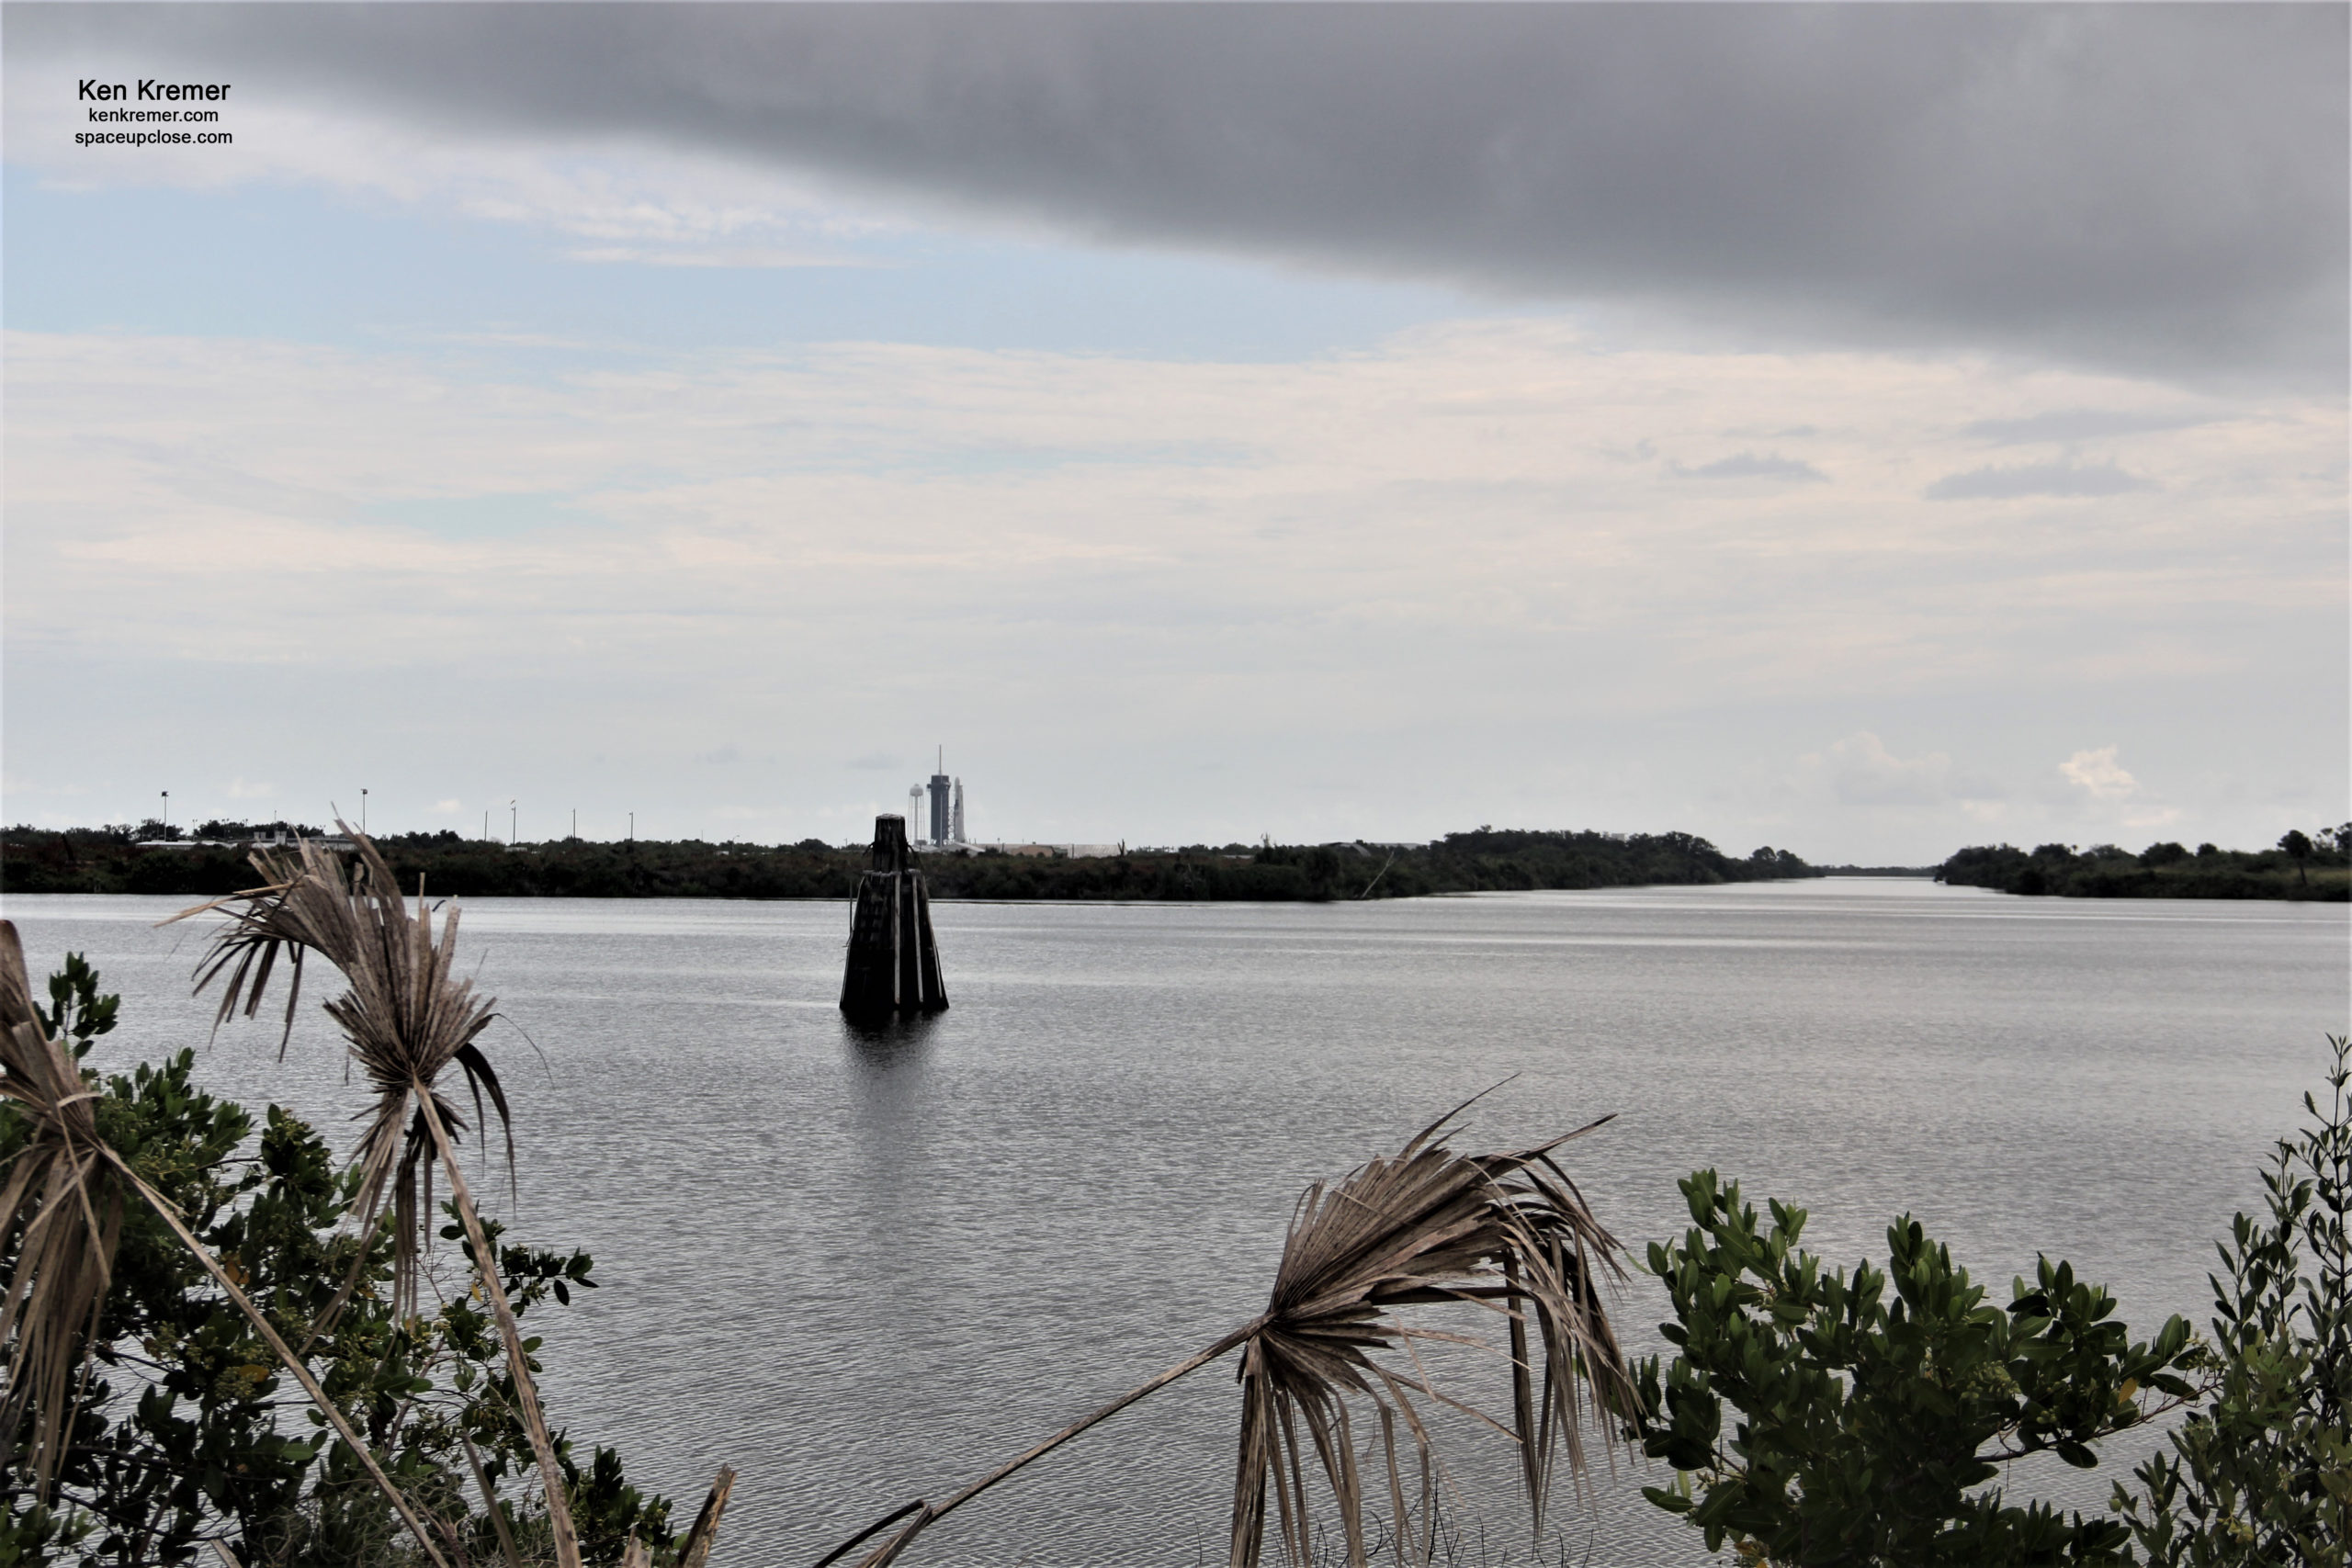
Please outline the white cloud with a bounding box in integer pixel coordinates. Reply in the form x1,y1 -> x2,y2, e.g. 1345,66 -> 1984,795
5,321 -> 2338,855
562,244 -> 883,270
225,776 -> 274,799
2059,745 -> 2140,802
2058,746 -> 2183,830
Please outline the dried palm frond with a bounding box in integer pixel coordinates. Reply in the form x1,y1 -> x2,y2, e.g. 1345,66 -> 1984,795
0,920 -> 123,1494
0,921 -> 452,1566
169,830 -> 509,1318
824,1103 -> 1634,1568
1227,1106 -> 1634,1568
166,827 -> 578,1568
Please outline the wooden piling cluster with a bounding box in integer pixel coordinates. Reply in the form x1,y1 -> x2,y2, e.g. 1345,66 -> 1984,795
840,814 -> 948,1017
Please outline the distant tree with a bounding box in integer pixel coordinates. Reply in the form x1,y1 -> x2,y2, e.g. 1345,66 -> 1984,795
2279,829 -> 2314,886
2141,841 -> 2189,867
2197,842 -> 2222,858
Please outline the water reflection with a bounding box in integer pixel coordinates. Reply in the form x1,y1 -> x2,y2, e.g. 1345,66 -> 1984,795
839,1009 -> 943,1069
839,1010 -> 940,1201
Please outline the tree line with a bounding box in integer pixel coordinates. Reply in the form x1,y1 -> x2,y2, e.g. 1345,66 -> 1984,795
0,823 -> 1819,903
1939,827 -> 2349,901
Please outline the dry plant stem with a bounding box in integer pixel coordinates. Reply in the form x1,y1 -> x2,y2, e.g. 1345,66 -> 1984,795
1504,1252 -> 1541,1528
461,1430 -> 528,1568
112,1160 -> 452,1568
834,1323 -> 1262,1568
678,1466 -> 738,1568
411,1085 -> 582,1568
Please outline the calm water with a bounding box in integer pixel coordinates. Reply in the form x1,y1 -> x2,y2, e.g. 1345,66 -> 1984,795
5,881 -> 2346,1566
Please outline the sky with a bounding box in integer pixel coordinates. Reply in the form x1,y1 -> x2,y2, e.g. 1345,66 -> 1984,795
3,3 -> 2345,863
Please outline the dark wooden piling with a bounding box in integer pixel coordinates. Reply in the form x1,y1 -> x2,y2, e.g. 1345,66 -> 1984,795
840,814 -> 949,1017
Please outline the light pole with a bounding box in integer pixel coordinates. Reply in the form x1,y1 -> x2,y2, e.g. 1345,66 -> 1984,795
160,791 -> 169,835
571,807 -> 578,840
360,788 -> 368,834
628,812 -> 634,843
510,800 -> 517,846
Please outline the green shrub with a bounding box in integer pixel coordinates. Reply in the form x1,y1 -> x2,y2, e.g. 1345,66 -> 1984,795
2111,1035 -> 2350,1566
1634,1182 -> 2195,1562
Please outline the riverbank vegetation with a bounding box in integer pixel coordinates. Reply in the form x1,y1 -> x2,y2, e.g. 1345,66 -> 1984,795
1939,828 -> 2349,901
0,824 -> 1817,903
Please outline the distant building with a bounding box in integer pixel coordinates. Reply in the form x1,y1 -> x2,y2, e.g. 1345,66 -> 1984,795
968,842 -> 1119,859
927,746 -> 951,844
246,829 -> 356,852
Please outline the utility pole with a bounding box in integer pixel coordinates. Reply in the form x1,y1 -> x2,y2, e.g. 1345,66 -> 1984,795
628,811 -> 634,843
571,807 -> 577,840
510,800 -> 517,846
483,808 -> 491,842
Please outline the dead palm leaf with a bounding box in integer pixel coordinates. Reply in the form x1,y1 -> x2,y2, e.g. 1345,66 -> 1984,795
822,1101 -> 1634,1568
0,921 -> 452,1567
0,919 -> 122,1494
165,827 -> 579,1568
170,832 -> 513,1318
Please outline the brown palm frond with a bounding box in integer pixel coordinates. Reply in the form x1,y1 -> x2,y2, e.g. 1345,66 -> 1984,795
167,829 -> 506,1317
823,1103 -> 1634,1568
166,826 -> 579,1568
1228,1107 -> 1634,1568
0,920 -> 124,1495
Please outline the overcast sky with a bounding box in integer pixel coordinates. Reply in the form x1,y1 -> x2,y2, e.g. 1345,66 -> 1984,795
4,3 -> 2345,862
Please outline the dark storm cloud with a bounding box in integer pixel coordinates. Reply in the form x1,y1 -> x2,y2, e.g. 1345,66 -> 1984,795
14,4 -> 2346,382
